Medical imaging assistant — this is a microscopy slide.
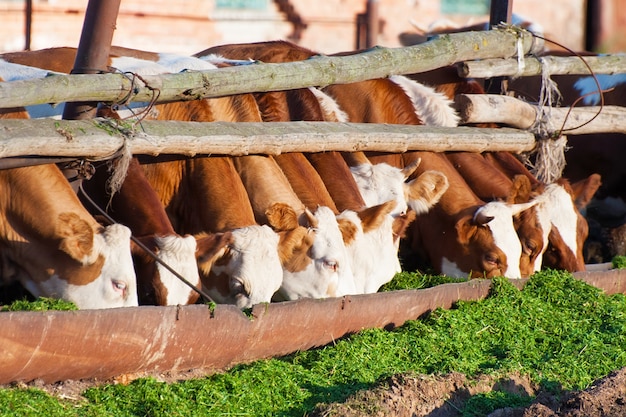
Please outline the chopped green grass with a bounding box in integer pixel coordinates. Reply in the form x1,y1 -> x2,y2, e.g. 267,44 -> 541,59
0,297 -> 78,312
380,269 -> 466,291
612,255 -> 626,269
1,270 -> 626,416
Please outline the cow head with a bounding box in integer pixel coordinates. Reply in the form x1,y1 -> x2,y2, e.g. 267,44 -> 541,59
536,177 -> 600,272
199,225 -> 283,309
350,159 -> 449,218
24,215 -> 139,309
336,200 -> 402,294
452,200 -> 538,279
267,203 -> 354,300
131,234 -> 202,305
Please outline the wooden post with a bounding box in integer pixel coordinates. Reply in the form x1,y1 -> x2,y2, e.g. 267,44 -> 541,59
485,0 -> 513,94
61,0 -> 121,120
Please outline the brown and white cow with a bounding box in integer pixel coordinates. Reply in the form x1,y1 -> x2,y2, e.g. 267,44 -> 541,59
446,151 -> 550,276
0,92 -> 138,309
483,151 -> 600,272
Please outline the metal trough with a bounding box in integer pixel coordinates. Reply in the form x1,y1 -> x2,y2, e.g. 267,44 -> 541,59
1,269 -> 625,385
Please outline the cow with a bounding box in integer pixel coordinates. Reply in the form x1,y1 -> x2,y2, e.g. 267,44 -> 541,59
446,151 -> 551,275
0,94 -> 138,309
483,151 -> 600,271
0,163 -> 139,310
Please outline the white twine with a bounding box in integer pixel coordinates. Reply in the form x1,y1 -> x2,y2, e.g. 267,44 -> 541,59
529,57 -> 567,183
513,35 -> 526,79
106,141 -> 132,197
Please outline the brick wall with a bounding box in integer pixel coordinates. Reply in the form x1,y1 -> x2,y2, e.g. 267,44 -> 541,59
0,0 -> 607,56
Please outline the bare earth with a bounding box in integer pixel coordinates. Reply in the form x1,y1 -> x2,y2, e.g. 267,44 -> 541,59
6,366 -> 626,416
310,367 -> 626,417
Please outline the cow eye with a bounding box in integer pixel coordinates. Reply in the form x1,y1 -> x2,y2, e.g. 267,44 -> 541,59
484,253 -> 499,265
112,280 -> 127,294
524,240 -> 538,255
323,260 -> 338,272
231,279 -> 246,296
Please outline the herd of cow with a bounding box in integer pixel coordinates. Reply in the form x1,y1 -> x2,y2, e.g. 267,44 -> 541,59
0,39 -> 608,310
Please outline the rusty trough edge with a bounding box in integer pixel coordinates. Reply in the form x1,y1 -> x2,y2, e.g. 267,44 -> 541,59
0,269 -> 624,385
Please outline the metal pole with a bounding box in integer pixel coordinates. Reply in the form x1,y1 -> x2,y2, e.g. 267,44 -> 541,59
24,0 -> 32,51
62,0 -> 121,120
486,0 -> 513,94
365,0 -> 379,48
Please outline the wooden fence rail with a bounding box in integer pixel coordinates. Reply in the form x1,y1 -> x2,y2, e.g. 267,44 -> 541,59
459,54 -> 626,78
0,28 -> 542,109
0,119 -> 536,159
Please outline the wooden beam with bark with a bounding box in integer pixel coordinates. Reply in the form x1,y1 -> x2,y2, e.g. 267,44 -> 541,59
458,54 -> 626,79
0,28 -> 542,109
0,118 -> 536,159
454,93 -> 626,135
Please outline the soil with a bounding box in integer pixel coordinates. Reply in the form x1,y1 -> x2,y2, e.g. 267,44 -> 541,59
309,367 -> 626,417
6,367 -> 626,416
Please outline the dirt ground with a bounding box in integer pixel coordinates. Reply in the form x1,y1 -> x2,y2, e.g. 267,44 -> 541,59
310,367 -> 626,417
7,366 -> 626,416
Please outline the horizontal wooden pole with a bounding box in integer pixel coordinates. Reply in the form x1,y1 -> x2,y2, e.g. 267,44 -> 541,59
458,54 -> 626,79
454,94 -> 626,135
0,119 -> 536,160
0,29 -> 541,109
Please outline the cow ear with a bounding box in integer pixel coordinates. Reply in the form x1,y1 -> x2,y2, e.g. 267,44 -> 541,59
392,209 -> 417,242
472,208 -> 495,226
456,216 -> 477,244
266,202 -> 299,231
507,175 -> 532,204
57,212 -> 96,264
566,173 -> 602,210
401,157 -> 421,179
336,217 -> 359,245
358,200 -> 396,233
276,227 -> 314,272
195,231 -> 233,267
406,170 -> 449,215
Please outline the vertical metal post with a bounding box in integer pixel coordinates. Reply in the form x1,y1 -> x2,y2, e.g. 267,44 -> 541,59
24,0 -> 32,51
486,0 -> 513,94
62,0 -> 121,120
365,0 -> 379,48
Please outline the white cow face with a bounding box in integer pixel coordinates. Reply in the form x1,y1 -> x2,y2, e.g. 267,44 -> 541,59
151,235 -> 201,305
37,223 -> 139,309
337,207 -> 400,294
473,200 -> 538,279
203,225 -> 283,309
351,162 -> 409,218
278,206 -> 355,300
